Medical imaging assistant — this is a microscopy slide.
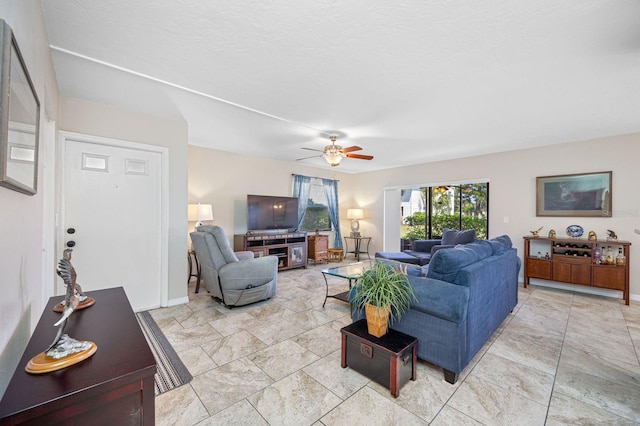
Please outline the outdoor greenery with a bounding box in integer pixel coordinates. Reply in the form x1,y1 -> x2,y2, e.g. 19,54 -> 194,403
401,183 -> 488,240
300,199 -> 331,231
351,263 -> 417,322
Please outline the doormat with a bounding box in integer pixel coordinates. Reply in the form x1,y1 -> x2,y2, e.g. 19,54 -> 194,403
136,311 -> 192,395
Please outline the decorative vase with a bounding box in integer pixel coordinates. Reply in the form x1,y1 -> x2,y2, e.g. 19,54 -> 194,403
365,303 -> 391,337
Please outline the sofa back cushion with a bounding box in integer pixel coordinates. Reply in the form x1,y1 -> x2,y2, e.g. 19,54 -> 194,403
441,228 -> 476,246
427,238 -> 498,283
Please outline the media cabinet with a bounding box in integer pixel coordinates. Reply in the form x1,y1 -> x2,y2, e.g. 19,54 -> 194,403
523,236 -> 631,304
235,232 -> 307,271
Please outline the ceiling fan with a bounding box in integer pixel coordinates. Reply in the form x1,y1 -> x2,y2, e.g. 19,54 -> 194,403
296,136 -> 374,167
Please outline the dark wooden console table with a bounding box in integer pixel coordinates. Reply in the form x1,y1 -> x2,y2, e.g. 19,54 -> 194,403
0,287 -> 156,425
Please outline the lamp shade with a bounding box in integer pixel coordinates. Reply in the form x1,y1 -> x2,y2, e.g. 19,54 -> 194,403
188,203 -> 214,222
347,208 -> 364,220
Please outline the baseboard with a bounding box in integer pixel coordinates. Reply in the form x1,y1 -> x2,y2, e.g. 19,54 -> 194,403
167,296 -> 189,307
521,278 -> 638,303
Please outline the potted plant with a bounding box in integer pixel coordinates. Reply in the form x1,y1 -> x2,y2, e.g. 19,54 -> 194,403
351,262 -> 416,337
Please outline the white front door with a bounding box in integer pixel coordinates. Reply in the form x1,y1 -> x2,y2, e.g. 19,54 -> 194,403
61,133 -> 164,311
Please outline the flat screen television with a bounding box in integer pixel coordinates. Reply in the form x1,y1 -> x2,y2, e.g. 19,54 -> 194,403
247,195 -> 299,232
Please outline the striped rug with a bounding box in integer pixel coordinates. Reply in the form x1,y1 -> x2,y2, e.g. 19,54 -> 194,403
136,311 -> 192,395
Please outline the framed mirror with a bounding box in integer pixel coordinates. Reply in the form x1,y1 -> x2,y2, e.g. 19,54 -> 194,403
0,19 -> 40,195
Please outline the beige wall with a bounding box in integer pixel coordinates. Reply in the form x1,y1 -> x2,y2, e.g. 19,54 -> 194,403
0,0 -> 60,397
60,97 -> 189,303
187,145 -> 356,245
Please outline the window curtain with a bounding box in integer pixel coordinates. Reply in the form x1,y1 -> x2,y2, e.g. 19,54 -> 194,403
292,174 -> 311,230
322,178 -> 343,249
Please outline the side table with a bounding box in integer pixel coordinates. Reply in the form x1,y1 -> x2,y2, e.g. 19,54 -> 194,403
340,319 -> 417,398
343,236 -> 371,261
187,249 -> 201,293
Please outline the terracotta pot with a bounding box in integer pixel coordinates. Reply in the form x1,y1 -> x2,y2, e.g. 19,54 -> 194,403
365,303 -> 391,337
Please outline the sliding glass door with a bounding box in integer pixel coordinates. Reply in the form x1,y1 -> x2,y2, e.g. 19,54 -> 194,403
401,183 -> 488,245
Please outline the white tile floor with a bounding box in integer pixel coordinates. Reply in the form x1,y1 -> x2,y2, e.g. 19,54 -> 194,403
151,262 -> 640,425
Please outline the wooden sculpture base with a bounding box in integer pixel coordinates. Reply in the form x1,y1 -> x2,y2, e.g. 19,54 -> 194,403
52,297 -> 96,313
25,342 -> 97,374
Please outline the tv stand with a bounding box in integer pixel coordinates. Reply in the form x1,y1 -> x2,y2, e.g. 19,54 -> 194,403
235,232 -> 307,271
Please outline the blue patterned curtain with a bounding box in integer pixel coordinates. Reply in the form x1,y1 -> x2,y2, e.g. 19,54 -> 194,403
291,174 -> 311,230
322,178 -> 343,249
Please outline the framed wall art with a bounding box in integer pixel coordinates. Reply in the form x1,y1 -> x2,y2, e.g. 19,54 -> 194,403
536,171 -> 612,217
0,19 -> 40,195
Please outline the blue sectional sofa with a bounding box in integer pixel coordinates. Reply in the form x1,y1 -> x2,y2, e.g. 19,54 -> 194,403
353,235 -> 520,384
377,228 -> 476,266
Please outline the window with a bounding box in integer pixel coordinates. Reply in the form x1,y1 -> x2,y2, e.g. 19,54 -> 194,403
401,183 -> 489,242
300,178 -> 332,231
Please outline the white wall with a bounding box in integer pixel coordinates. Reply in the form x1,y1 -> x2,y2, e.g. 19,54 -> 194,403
353,133 -> 640,299
0,0 -> 60,397
187,145 -> 357,246
59,97 -> 189,302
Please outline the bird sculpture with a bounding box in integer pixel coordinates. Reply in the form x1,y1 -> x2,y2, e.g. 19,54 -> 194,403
607,229 -> 618,240
530,226 -> 543,237
45,250 -> 92,358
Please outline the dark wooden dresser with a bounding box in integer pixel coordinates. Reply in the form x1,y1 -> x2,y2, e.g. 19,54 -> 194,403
0,287 -> 156,425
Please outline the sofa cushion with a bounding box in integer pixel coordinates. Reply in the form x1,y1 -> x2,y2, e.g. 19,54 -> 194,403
376,251 -> 421,265
402,250 -> 432,266
492,235 -> 513,254
441,228 -> 476,246
426,240 -> 493,282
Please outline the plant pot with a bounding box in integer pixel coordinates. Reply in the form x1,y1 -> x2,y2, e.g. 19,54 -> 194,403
365,303 -> 391,337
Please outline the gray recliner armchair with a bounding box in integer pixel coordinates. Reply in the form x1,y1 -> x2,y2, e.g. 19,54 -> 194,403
190,225 -> 277,308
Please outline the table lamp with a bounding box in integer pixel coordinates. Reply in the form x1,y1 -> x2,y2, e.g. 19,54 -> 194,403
188,203 -> 214,229
347,208 -> 364,237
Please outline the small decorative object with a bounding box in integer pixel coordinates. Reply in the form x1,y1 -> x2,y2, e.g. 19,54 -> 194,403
530,226 -> 543,237
351,262 -> 416,338
566,225 -> 584,238
536,251 -> 542,258
606,229 -> 618,241
616,248 -> 626,266
588,231 -> 597,241
545,252 -> 550,260
548,229 -> 556,239
26,249 -> 97,374
606,246 -> 615,264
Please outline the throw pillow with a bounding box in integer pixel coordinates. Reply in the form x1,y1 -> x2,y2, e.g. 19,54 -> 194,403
441,228 -> 476,246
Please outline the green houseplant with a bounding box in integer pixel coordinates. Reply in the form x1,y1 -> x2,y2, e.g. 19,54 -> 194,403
351,262 -> 416,337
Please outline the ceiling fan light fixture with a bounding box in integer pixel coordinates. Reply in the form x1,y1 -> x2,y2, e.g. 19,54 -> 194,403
323,143 -> 343,166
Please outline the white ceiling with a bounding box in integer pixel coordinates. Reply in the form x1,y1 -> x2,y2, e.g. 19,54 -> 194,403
41,1 -> 640,173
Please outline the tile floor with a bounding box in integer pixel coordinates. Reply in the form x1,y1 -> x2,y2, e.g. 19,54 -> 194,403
151,262 -> 640,425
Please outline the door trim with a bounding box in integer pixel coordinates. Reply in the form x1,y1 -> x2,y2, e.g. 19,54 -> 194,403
56,131 -> 169,307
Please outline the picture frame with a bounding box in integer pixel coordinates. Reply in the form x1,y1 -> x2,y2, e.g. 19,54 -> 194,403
0,19 -> 40,195
536,171 -> 612,217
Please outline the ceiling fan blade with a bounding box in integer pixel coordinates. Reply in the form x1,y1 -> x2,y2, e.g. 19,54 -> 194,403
341,146 -> 362,153
345,153 -> 374,160
301,147 -> 325,153
296,154 -> 323,161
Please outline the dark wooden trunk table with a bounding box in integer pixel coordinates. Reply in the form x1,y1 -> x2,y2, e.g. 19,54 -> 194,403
341,319 -> 417,398
0,287 -> 156,425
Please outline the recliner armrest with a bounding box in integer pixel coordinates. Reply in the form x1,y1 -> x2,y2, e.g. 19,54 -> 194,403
219,256 -> 278,290
235,251 -> 255,261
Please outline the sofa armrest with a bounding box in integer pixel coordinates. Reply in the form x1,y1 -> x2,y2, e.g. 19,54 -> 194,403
220,256 -> 278,290
430,244 -> 456,255
406,276 -> 469,323
235,251 -> 255,261
412,239 -> 441,253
